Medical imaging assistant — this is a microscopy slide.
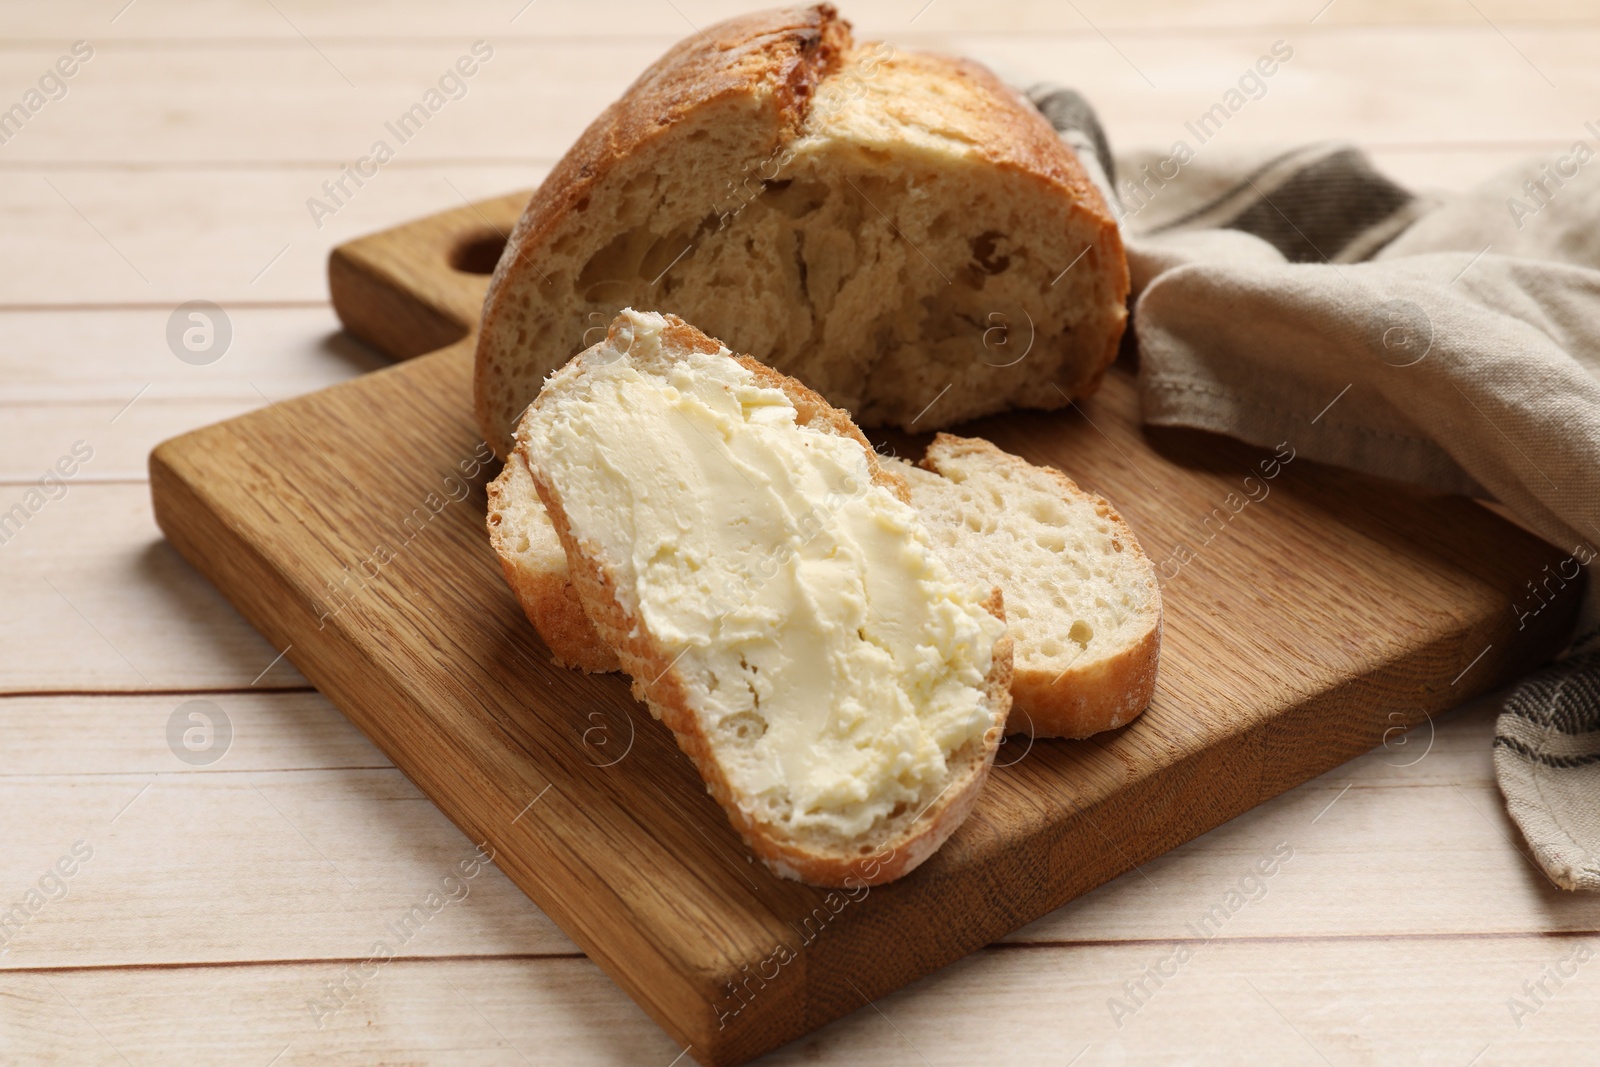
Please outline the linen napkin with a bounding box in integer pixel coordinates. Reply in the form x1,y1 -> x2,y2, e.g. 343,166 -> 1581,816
1030,86 -> 1600,890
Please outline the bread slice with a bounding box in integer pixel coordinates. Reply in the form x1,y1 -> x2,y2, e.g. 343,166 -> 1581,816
513,308 -> 1011,886
475,3 -> 1127,459
894,435 -> 1161,739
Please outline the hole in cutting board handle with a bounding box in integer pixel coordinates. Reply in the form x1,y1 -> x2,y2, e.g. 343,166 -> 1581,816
451,231 -> 508,275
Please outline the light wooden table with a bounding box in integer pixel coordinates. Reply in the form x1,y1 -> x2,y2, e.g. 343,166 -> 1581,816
3,2 -> 1598,1063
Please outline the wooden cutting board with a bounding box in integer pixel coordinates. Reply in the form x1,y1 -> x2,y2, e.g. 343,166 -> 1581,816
149,193 -> 1581,1067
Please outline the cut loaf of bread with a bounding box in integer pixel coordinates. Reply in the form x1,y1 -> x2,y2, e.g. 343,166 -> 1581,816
894,435 -> 1161,739
475,2 -> 1128,459
508,309 -> 1012,887
492,427 -> 1160,739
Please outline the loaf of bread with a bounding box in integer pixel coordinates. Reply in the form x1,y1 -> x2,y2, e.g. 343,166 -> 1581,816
475,3 -> 1128,459
892,435 -> 1161,739
492,424 -> 1160,737
507,309 -> 1012,886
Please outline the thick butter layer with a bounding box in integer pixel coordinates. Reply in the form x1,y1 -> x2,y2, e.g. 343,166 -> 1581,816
529,310 -> 1002,840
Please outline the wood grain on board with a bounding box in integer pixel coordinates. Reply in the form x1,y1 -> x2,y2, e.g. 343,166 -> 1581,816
144,189 -> 1580,1064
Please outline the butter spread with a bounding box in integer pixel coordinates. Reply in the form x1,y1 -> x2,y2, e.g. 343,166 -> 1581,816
527,310 -> 1002,839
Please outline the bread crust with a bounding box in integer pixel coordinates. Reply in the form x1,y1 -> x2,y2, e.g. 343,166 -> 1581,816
526,314 -> 1009,886
920,434 -> 1161,740
1009,620 -> 1159,738
477,4 -> 852,458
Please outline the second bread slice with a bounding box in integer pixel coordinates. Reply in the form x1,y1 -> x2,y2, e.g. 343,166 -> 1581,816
895,435 -> 1161,739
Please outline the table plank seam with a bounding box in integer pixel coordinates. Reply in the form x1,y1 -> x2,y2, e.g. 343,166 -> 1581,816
0,951 -> 591,977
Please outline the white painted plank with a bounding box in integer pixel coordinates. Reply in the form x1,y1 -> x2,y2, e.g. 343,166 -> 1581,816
0,958 -> 666,1067
805,931 -> 1600,1066
0,484 -> 308,692
1009,698 -> 1600,944
0,307 -> 387,404
0,691 -> 382,776
4,0 -> 1595,41
1,400 -> 260,483
0,166 -> 541,305
0,765 -> 576,970
3,929 -> 1598,1065
960,28 -> 1593,157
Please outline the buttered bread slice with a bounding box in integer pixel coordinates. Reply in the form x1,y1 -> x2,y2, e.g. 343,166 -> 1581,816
510,309 -> 1011,886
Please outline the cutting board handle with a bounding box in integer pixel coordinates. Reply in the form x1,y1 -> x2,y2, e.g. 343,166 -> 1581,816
328,191 -> 531,361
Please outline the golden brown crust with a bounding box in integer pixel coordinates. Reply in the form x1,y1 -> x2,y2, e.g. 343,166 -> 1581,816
1009,620 -> 1158,739
883,50 -> 1122,256
921,433 -> 1160,740
525,317 -> 1008,886
477,4 -> 852,458
497,548 -> 618,673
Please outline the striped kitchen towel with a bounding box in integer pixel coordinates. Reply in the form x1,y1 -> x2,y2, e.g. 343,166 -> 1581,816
1031,86 -> 1600,890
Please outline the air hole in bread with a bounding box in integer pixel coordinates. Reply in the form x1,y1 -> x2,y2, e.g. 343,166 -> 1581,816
578,228 -> 651,291
969,230 -> 1011,276
1069,620 -> 1093,647
639,231 -> 697,284
1028,500 -> 1068,527
764,178 -> 827,219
